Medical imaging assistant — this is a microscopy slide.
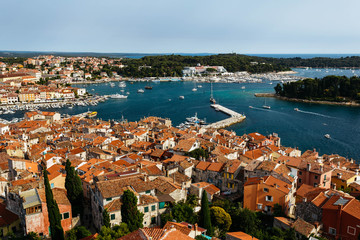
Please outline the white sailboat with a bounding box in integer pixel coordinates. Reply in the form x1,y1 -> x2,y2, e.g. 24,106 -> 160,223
210,82 -> 216,104
262,99 -> 270,109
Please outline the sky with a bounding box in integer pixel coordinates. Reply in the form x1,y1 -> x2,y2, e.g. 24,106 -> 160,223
1,0 -> 360,54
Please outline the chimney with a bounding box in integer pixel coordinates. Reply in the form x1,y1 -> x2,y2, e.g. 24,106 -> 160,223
307,163 -> 311,171
195,223 -> 198,235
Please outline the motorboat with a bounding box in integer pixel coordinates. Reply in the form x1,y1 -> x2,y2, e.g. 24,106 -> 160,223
145,86 -> 153,90
294,108 -> 299,111
192,88 -> 198,92
179,96 -> 185,100
119,82 -> 126,88
137,89 -> 145,93
110,94 -> 128,99
324,134 -> 331,139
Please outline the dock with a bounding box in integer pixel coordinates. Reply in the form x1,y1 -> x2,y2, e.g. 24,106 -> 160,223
204,104 -> 246,129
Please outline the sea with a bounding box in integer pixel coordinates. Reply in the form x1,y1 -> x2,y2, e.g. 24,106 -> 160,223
2,66 -> 360,161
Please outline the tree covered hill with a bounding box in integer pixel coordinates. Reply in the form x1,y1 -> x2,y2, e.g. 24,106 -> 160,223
274,75 -> 360,102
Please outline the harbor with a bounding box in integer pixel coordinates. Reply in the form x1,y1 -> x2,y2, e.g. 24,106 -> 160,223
203,104 -> 246,129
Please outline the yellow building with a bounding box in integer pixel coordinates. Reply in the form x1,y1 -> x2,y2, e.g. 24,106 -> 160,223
0,203 -> 21,237
331,169 -> 359,190
19,92 -> 35,102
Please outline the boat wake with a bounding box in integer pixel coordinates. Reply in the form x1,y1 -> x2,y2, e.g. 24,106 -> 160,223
296,109 -> 336,119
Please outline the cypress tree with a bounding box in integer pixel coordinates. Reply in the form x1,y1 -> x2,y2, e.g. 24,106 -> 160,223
65,159 -> 84,217
102,208 -> 110,228
121,190 -> 144,232
199,190 -> 213,236
44,169 -> 65,240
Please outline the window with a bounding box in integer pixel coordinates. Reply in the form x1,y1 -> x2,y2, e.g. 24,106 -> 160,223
63,212 -> 70,219
314,175 -> 318,180
145,190 -> 151,194
265,196 -> 273,202
51,183 -> 54,188
263,188 -> 269,192
329,227 -> 336,235
264,206 -> 272,212
111,214 -> 115,220
257,204 -> 262,210
324,175 -> 327,180
347,226 -> 356,236
159,202 -> 165,209
151,205 -> 156,211
144,207 -> 149,213
299,171 -> 302,175
106,197 -> 112,201
151,217 -> 156,224
298,178 -> 302,183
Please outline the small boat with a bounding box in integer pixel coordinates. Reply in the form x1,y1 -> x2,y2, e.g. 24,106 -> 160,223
241,86 -> 246,89
192,88 -> 198,92
324,134 -> 331,139
145,86 -> 153,90
294,108 -> 299,111
262,99 -> 271,109
169,99 -> 172,101
119,82 -> 126,88
210,82 -> 216,103
198,85 -> 203,88
110,94 -> 128,99
87,111 -> 97,118
249,106 -> 253,109
137,89 -> 145,93
110,83 -> 115,87
179,96 -> 185,100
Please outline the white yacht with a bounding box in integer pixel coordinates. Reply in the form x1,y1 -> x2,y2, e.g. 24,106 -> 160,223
192,88 -> 198,92
119,82 -> 126,88
179,96 -> 185,100
137,89 -> 145,93
324,134 -> 331,139
111,94 -> 128,99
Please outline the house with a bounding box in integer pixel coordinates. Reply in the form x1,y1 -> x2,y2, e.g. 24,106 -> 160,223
243,175 -> 296,217
119,227 -> 195,240
19,188 -> 72,237
189,182 -> 220,202
331,169 -> 359,191
226,231 -> 259,240
322,195 -> 360,239
163,221 -> 206,238
0,202 -> 21,237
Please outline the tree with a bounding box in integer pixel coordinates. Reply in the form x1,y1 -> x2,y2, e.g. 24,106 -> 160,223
121,190 -> 144,232
195,235 -> 208,240
199,190 -> 213,236
65,226 -> 91,240
65,159 -> 84,217
231,208 -> 259,235
186,194 -> 198,208
44,169 -> 65,240
210,206 -> 232,238
97,223 -> 130,240
273,203 -> 285,217
172,202 -> 196,224
160,212 -> 174,227
103,208 -> 111,228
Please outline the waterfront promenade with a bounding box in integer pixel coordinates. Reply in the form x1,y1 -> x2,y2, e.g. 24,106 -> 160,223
204,104 -> 246,129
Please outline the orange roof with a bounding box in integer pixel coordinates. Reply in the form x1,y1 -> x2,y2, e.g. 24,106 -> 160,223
226,231 -> 259,240
196,161 -> 211,171
207,162 -> 224,172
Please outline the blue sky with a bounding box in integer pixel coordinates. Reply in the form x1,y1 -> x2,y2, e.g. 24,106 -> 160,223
1,0 -> 360,53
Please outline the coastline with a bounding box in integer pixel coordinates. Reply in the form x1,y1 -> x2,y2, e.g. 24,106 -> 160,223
254,93 -> 360,107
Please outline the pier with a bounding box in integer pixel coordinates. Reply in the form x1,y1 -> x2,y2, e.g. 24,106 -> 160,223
204,104 -> 246,129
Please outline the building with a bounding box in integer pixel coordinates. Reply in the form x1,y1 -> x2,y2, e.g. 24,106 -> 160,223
243,175 -> 296,216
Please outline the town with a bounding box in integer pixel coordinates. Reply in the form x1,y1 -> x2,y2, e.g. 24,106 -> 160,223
0,110 -> 358,240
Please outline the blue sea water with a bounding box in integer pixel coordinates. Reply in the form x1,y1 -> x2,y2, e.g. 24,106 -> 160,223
65,78 -> 359,161
2,68 -> 359,161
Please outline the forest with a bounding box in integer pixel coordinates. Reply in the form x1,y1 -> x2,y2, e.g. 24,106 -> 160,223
274,75 -> 360,102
